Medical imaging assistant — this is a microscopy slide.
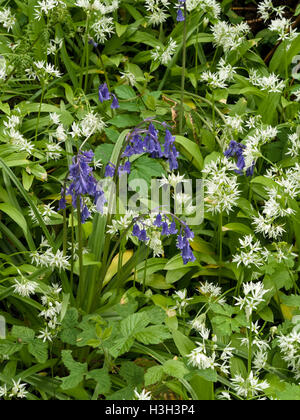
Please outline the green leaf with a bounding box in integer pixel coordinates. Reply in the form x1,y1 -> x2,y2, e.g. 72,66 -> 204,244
175,136 -> 203,171
144,365 -> 164,386
61,350 -> 87,390
86,368 -> 111,395
120,362 -> 144,386
28,339 -> 48,364
163,359 -> 189,379
135,325 -> 171,345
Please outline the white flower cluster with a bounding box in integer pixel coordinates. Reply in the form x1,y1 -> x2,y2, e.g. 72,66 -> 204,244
252,187 -> 295,240
265,164 -> 300,200
268,18 -> 298,44
30,244 -> 70,272
286,132 -> 300,158
277,330 -> 300,380
0,379 -> 28,400
186,0 -> 221,20
38,283 -> 63,342
70,111 -> 106,139
197,281 -> 226,305
0,8 -> 16,32
230,371 -> 269,399
243,125 -> 278,171
257,0 -> 285,22
203,157 -> 240,215
188,321 -> 234,375
200,59 -> 236,89
76,0 -> 119,13
249,69 -> 285,94
144,0 -> 170,26
151,38 -> 177,66
3,115 -> 34,156
232,235 -> 269,269
34,0 -> 66,20
235,281 -> 269,320
13,278 -> 38,298
211,21 -> 250,53
26,60 -> 62,81
29,204 -> 58,225
172,289 -> 193,315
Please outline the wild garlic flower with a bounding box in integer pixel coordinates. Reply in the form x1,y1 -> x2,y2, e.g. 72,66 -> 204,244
13,278 -> 38,298
120,71 -> 136,86
30,248 -> 70,271
47,38 -> 63,55
91,16 -> 115,43
258,0 -> 285,22
231,371 -> 269,399
269,18 -> 298,43
232,235 -> 269,269
5,128 -> 34,155
172,289 -> 192,315
151,38 -> 177,66
29,204 -> 57,225
234,281 -> 269,320
26,61 -> 62,81
70,112 -> 106,139
286,132 -> 300,158
34,0 -> 66,20
0,8 -> 16,32
277,330 -> 300,380
134,388 -> 152,400
144,0 -> 170,26
249,69 -> 285,94
203,157 -> 240,215
252,213 -> 286,240
9,379 -> 28,399
186,0 -> 220,20
211,21 -> 250,53
200,60 -> 236,90
197,281 -> 226,305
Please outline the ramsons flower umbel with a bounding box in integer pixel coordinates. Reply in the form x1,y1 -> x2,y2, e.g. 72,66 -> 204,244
59,150 -> 106,223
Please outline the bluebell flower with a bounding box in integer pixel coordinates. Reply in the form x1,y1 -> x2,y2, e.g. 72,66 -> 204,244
88,39 -> 98,49
105,162 -> 116,178
224,140 -> 254,176
176,0 -> 186,22
111,94 -> 120,109
119,161 -> 131,175
98,84 -> 119,109
133,224 -> 149,242
60,150 -> 105,223
99,83 -> 111,103
154,214 -> 163,227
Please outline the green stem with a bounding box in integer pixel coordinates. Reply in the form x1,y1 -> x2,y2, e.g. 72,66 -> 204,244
179,4 -> 187,135
218,212 -> 223,284
76,197 -> 84,306
35,84 -> 45,142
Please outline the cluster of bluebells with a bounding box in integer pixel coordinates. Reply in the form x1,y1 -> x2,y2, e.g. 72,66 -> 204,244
224,141 -> 255,177
59,150 -> 106,223
98,83 -> 119,109
132,213 -> 196,265
105,122 -> 179,178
